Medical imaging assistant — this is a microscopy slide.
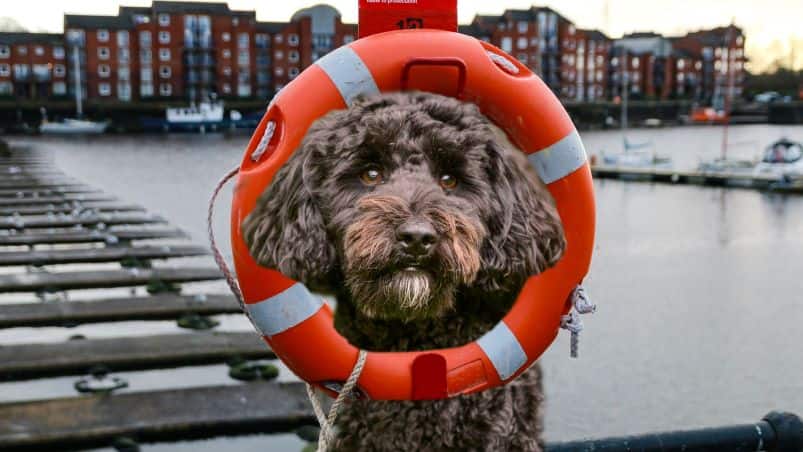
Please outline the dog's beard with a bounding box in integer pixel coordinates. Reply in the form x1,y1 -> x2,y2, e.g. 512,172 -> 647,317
341,194 -> 485,321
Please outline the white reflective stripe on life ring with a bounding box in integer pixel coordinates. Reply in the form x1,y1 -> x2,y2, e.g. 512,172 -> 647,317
528,130 -> 588,184
246,282 -> 324,336
315,46 -> 380,107
475,321 -> 528,380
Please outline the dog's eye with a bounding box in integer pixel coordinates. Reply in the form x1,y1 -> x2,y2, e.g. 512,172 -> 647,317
439,174 -> 458,189
360,168 -> 383,185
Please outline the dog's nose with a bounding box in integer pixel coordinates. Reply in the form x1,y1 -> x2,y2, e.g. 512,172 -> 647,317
396,220 -> 437,256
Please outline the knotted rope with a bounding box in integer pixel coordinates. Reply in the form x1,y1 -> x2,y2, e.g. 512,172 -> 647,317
207,166 -> 366,451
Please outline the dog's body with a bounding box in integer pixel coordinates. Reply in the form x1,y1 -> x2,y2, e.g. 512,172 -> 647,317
243,92 -> 565,451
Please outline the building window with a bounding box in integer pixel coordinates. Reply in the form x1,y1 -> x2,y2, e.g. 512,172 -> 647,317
50,47 -> 64,60
139,31 -> 151,46
53,81 -> 66,95
159,31 -> 170,44
232,17 -> 239,26
140,82 -> 153,97
222,32 -> 231,42
223,66 -> 232,76
288,50 -> 299,63
99,82 -> 111,96
159,66 -> 171,78
117,31 -> 129,46
596,70 -> 603,82
343,35 -> 354,44
0,64 -> 8,76
34,46 -> 44,56
237,82 -> 251,97
118,66 -> 130,80
0,81 -> 12,94
611,57 -> 618,66
140,49 -> 152,63
159,48 -> 171,61
222,49 -> 231,59
140,68 -> 152,82
501,37 -> 512,53
97,29 -> 109,42
238,50 -> 249,65
632,57 -> 640,68
255,34 -> 269,47
275,67 -> 284,77
238,33 -> 249,49
0,46 -> 9,58
517,37 -> 527,50
289,67 -> 299,78
159,83 -> 172,96
517,21 -> 528,33
158,13 -> 170,26
695,61 -> 702,70
275,34 -> 284,44
17,46 -> 27,56
596,55 -> 603,65
288,34 -> 299,46
677,59 -> 685,70
53,64 -> 65,77
517,54 -> 527,63
274,50 -> 283,60
98,64 -> 111,77
118,81 -> 131,100
222,83 -> 231,94
119,48 -> 130,62
98,47 -> 110,60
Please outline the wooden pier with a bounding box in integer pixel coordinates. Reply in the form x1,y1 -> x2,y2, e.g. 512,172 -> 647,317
591,165 -> 803,193
0,145 -> 315,451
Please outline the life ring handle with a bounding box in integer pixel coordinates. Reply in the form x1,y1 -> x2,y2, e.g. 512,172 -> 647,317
401,57 -> 467,97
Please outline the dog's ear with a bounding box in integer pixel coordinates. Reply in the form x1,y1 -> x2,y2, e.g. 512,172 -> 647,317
477,139 -> 566,293
241,145 -> 337,290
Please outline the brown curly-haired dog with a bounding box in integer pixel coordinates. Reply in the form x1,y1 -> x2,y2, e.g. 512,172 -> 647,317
242,91 -> 565,451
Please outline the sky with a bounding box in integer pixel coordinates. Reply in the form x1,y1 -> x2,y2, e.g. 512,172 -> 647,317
2,0 -> 802,73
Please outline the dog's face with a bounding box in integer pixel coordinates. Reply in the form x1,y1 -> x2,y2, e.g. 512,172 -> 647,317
243,92 -> 565,322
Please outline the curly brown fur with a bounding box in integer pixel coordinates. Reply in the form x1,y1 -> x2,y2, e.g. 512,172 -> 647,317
242,91 -> 565,451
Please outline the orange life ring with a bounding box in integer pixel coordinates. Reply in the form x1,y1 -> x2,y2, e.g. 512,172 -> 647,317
231,29 -> 595,401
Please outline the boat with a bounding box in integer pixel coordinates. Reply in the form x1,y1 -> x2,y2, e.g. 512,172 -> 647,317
753,138 -> 803,180
594,47 -> 671,169
690,106 -> 729,124
165,98 -> 225,133
40,46 -> 108,135
40,118 -> 109,134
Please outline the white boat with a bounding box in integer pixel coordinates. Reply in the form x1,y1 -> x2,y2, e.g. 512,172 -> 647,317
753,138 -> 803,180
40,46 -> 108,135
40,118 -> 108,134
166,99 -> 225,132
594,47 -> 671,169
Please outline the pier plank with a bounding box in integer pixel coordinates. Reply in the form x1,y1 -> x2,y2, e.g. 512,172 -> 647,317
0,228 -> 186,246
0,267 -> 223,293
0,213 -> 166,230
0,294 -> 239,328
0,332 -> 269,381
0,203 -> 145,216
0,245 -> 208,267
0,187 -> 98,198
0,382 -> 311,451
0,195 -> 116,207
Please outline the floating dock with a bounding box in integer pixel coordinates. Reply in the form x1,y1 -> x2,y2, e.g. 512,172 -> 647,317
591,165 -> 803,193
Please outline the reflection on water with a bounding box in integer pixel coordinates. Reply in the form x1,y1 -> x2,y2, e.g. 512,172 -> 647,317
5,125 -> 803,446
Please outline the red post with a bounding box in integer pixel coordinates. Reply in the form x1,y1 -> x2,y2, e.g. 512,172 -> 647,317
358,0 -> 457,38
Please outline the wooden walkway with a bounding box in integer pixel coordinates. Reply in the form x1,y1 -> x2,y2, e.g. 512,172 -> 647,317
0,145 -> 315,450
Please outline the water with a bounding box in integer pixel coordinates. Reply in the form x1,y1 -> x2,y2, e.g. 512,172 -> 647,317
4,124 -> 802,448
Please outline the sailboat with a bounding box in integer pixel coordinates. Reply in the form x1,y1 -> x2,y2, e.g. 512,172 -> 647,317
40,46 -> 108,135
697,24 -> 754,173
597,48 -> 671,168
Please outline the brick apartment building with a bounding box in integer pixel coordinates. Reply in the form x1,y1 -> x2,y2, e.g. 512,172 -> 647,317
0,33 -> 67,99
1,1 -> 745,106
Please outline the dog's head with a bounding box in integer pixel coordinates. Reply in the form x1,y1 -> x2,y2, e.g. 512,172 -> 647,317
243,92 -> 565,321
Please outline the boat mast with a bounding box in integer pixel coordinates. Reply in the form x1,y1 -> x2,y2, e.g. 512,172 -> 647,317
720,23 -> 735,160
620,46 -> 629,150
72,45 -> 83,118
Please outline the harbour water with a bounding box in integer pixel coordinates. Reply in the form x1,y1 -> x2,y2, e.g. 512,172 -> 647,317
4,124 -> 803,449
